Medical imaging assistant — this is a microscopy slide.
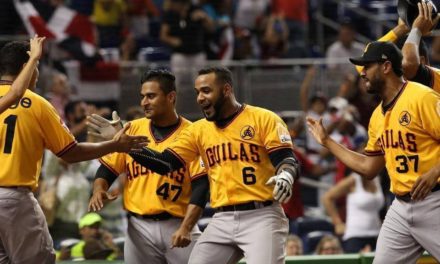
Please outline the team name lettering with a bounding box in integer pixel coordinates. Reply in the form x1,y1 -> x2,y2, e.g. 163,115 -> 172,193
205,143 -> 261,167
0,96 -> 32,109
126,161 -> 185,183
379,130 -> 417,152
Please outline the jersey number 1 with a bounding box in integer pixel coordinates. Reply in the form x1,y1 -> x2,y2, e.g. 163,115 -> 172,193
3,115 -> 17,154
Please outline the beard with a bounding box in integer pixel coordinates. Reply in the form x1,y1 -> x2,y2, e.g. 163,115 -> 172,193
366,73 -> 385,94
204,93 -> 226,121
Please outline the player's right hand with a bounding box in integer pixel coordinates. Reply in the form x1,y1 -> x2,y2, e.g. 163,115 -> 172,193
306,117 -> 329,146
28,35 -> 45,61
88,190 -> 118,212
413,1 -> 440,36
113,122 -> 149,153
171,227 -> 192,248
87,111 -> 123,141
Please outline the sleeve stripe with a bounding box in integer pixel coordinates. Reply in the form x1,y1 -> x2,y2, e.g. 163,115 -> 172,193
267,145 -> 294,154
56,141 -> 78,157
364,150 -> 384,156
99,158 -> 121,176
190,173 -> 207,181
167,148 -> 187,166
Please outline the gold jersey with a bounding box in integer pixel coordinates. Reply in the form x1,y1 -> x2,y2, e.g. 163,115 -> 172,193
365,81 -> 440,195
100,117 -> 205,217
168,105 -> 294,208
0,83 -> 76,189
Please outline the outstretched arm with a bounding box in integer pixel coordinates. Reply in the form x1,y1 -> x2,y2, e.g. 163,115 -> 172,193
129,148 -> 185,175
0,36 -> 45,113
306,117 -> 384,179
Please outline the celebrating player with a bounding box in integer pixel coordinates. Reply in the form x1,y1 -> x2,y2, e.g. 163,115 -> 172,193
0,41 -> 148,264
128,66 -> 300,264
307,41 -> 440,263
0,35 -> 44,114
88,69 -> 208,264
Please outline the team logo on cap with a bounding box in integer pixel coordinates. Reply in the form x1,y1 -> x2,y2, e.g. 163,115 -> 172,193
399,111 -> 411,126
240,125 -> 255,140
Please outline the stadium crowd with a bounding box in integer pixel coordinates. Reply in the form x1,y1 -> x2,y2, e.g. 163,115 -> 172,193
1,0 -> 440,262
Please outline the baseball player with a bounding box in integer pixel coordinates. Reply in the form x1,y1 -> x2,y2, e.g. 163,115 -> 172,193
0,40 -> 147,263
0,36 -> 43,114
307,41 -> 440,264
88,69 -> 208,264
355,1 -> 440,93
129,66 -> 300,264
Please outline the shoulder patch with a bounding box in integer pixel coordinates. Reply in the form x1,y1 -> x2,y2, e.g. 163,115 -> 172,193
277,122 -> 292,143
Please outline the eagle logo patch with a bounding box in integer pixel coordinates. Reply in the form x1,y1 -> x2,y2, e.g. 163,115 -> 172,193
240,125 -> 255,140
399,111 -> 411,126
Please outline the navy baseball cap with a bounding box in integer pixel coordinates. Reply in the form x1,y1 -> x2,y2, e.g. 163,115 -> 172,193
349,41 -> 403,69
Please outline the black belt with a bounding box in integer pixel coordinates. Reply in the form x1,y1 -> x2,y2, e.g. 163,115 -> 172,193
128,211 -> 174,221
395,184 -> 440,203
216,201 -> 273,212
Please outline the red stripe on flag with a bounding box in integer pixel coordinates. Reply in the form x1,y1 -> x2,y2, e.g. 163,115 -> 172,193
64,13 -> 96,45
28,16 -> 56,39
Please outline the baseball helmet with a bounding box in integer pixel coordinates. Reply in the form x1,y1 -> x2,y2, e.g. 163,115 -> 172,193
398,0 -> 438,27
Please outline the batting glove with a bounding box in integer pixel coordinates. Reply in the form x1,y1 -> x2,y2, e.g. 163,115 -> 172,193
87,111 -> 123,141
265,170 -> 294,203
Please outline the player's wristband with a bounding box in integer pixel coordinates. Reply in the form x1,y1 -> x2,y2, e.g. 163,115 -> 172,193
405,28 -> 422,45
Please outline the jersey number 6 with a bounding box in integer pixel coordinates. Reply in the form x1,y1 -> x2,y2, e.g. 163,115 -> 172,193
242,167 -> 257,185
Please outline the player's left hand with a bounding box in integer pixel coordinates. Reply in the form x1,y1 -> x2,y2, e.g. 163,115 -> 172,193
410,169 -> 439,201
87,111 -> 123,141
265,170 -> 294,203
171,227 -> 191,248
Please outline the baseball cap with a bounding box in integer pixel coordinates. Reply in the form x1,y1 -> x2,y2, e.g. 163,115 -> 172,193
349,41 -> 403,68
79,213 -> 102,229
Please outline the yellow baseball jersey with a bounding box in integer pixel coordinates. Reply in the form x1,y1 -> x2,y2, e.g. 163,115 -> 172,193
167,105 -> 294,208
100,117 -> 205,218
0,82 -> 76,189
425,66 -> 440,93
364,81 -> 440,195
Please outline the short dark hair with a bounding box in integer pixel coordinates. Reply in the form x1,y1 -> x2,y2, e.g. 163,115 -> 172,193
0,41 -> 30,76
198,66 -> 233,86
140,69 -> 176,94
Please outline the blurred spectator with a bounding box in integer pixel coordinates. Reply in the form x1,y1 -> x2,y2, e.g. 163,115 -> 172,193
124,105 -> 145,121
271,0 -> 309,58
260,14 -> 289,59
83,239 -> 114,260
326,21 -> 364,76
430,35 -> 440,67
285,234 -> 303,256
315,235 -> 343,255
92,0 -> 128,48
201,0 -> 234,60
337,74 -> 380,129
160,0 -> 214,86
233,0 -> 269,31
58,213 -> 122,261
126,0 -> 160,40
43,152 -> 92,244
46,72 -> 71,120
64,100 -> 88,142
322,173 -> 384,253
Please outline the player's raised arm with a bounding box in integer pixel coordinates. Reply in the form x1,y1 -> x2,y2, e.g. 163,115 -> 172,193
0,35 -> 45,114
306,116 -> 384,179
402,2 -> 440,79
61,123 -> 148,163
